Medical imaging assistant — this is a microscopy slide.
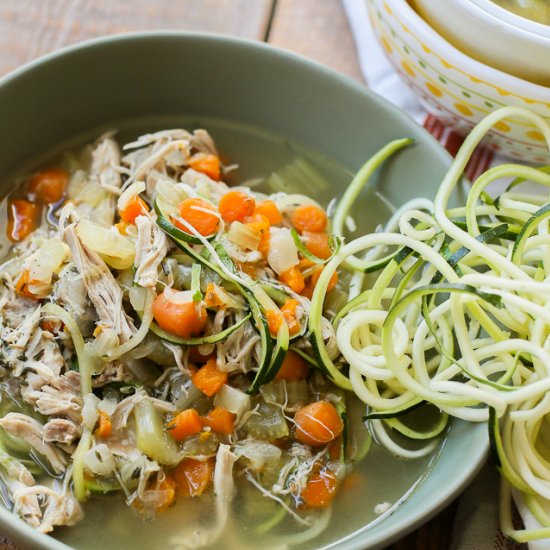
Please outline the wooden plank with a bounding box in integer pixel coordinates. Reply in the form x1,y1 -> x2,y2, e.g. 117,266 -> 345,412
0,0 -> 274,76
267,0 -> 364,83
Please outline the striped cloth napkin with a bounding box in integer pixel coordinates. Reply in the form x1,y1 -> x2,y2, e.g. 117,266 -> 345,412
341,0 -> 544,548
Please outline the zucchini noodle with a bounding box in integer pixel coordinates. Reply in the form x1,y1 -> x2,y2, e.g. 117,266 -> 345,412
313,106 -> 550,542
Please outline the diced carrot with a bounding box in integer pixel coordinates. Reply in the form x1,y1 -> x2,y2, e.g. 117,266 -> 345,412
294,400 -> 344,446
243,212 -> 272,257
133,474 -> 177,514
276,350 -> 309,381
201,406 -> 235,435
176,197 -> 220,236
302,267 -> 338,300
28,168 -> 68,204
152,475 -> 177,512
188,346 -> 215,364
188,153 -> 221,181
255,200 -> 282,225
152,290 -> 208,338
7,199 -> 41,242
40,319 -> 63,333
167,408 -> 203,441
94,411 -> 112,439
292,204 -> 327,233
258,230 -> 270,257
174,457 -> 215,497
278,266 -> 305,294
280,298 -> 301,336
192,358 -> 228,397
218,191 -> 255,223
303,231 -> 332,260
203,282 -> 226,309
328,436 -> 342,462
119,195 -> 149,224
14,270 -> 38,300
266,309 -> 283,336
300,468 -> 338,508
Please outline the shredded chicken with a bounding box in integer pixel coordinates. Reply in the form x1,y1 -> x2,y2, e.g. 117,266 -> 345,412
64,225 -> 136,343
133,215 -> 169,287
0,414 -> 67,474
44,418 -> 81,446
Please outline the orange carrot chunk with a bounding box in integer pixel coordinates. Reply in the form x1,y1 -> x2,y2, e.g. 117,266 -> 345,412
266,309 -> 283,336
167,408 -> 203,441
15,270 -> 38,300
28,168 -> 68,204
294,400 -> 344,446
303,231 -> 332,260
174,457 -> 215,497
152,290 -> 207,338
177,197 -> 220,236
218,191 -> 255,223
278,266 -> 305,294
303,267 -> 338,300
119,195 -> 149,223
201,406 -> 235,435
292,204 -> 327,233
300,469 -> 338,508
276,350 -> 309,381
94,411 -> 113,439
7,199 -> 40,242
188,153 -> 221,181
281,298 -> 302,336
255,200 -> 282,225
192,358 -> 228,397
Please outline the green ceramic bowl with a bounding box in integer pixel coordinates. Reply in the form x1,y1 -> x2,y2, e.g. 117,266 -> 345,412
0,33 -> 488,550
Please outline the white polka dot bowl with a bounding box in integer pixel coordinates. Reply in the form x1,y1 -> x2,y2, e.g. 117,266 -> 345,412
366,0 -> 550,164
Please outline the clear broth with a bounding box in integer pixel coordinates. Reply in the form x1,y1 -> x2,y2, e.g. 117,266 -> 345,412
3,117 -> 440,549
490,0 -> 550,25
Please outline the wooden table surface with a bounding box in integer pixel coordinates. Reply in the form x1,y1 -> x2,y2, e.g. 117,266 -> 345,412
0,1 -> 457,548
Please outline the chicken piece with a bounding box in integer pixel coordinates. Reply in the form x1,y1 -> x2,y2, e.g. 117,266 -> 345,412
0,413 -> 67,474
22,370 -> 81,423
51,264 -> 96,335
39,486 -> 83,533
64,225 -> 136,343
0,449 -> 41,529
88,134 -> 123,225
133,215 -> 169,288
12,484 -> 83,534
44,418 -> 81,446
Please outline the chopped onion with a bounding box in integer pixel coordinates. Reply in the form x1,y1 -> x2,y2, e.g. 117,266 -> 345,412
76,219 -> 135,269
83,443 -> 116,476
214,384 -> 251,420
27,238 -> 70,297
129,285 -> 149,311
82,393 -> 100,430
227,222 -> 261,251
267,227 -> 299,275
244,400 -> 289,440
233,440 -> 281,471
163,288 -> 194,305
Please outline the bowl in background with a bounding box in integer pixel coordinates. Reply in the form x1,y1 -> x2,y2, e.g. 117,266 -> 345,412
0,32 -> 489,550
412,0 -> 550,87
367,0 -> 550,163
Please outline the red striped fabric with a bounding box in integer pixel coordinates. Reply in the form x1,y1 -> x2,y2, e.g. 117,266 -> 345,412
423,114 -> 494,182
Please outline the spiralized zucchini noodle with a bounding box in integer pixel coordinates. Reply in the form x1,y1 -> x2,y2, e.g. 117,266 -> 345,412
310,106 -> 550,542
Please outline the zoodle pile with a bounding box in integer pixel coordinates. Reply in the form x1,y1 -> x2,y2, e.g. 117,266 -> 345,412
319,106 -> 550,543
0,127 -> 371,545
